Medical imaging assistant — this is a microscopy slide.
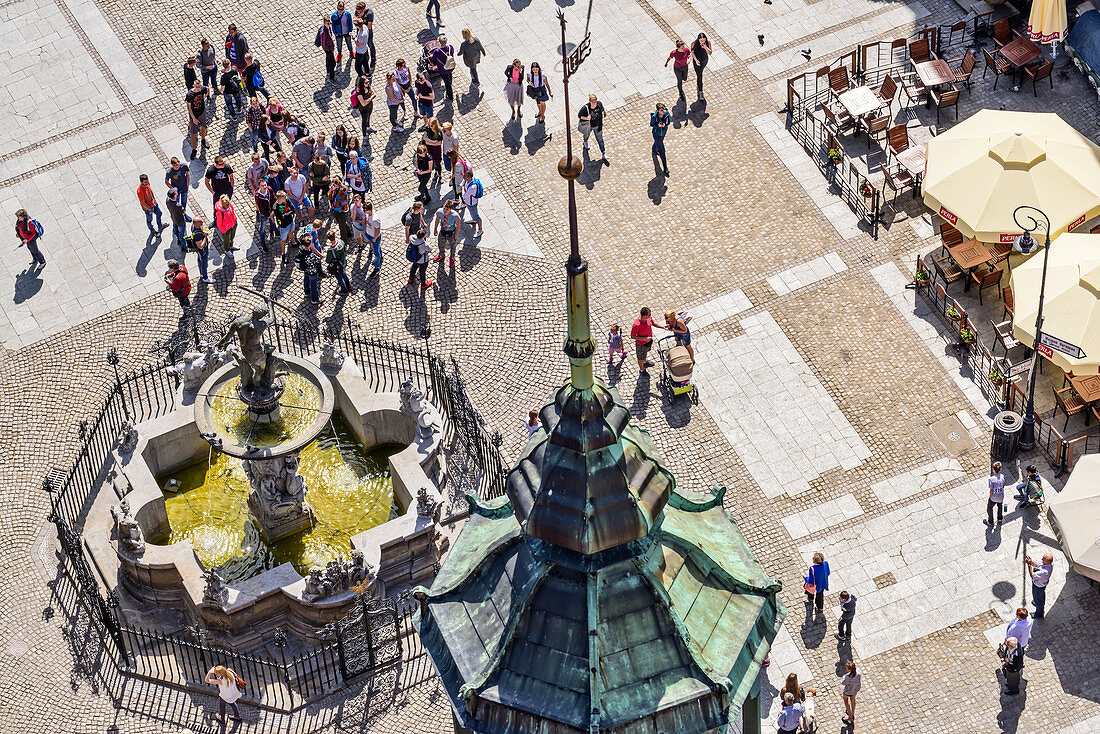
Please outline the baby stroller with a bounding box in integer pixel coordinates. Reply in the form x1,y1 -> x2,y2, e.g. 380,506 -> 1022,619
657,335 -> 698,404
417,39 -> 442,79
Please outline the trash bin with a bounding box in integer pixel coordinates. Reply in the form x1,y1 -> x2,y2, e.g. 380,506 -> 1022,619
991,410 -> 1023,462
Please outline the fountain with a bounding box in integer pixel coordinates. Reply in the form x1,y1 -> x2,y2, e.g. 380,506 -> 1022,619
83,305 -> 449,642
194,306 -> 333,543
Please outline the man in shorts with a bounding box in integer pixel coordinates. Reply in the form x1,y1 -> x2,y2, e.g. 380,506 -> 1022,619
186,79 -> 208,160
630,307 -> 656,371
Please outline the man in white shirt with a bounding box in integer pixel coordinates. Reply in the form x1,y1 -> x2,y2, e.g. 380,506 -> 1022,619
1005,607 -> 1032,648
284,166 -> 314,224
1025,553 -> 1054,618
364,201 -> 382,272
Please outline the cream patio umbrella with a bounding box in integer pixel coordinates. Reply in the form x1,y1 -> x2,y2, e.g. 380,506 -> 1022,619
1028,0 -> 1068,52
1046,454 -> 1100,583
1011,233 -> 1100,375
923,110 -> 1100,243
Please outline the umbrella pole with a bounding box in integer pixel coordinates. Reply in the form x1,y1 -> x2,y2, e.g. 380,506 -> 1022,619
1015,205 -> 1053,451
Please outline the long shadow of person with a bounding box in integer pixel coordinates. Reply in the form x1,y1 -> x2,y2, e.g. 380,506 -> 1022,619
800,601 -> 826,650
524,124 -> 551,155
834,636 -> 852,676
457,232 -> 482,272
502,122 -> 523,155
457,87 -> 483,115
579,149 -> 604,191
631,370 -> 652,419
12,265 -> 44,304
647,174 -> 668,205
688,98 -> 709,128
359,270 -> 381,311
135,231 -> 162,277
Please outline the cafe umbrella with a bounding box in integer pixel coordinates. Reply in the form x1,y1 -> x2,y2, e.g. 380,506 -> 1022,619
1010,233 -> 1100,375
923,110 -> 1100,244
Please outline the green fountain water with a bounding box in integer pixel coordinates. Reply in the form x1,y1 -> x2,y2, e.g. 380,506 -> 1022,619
153,414 -> 400,583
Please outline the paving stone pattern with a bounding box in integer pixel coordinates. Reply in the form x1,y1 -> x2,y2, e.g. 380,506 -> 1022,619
0,0 -> 1098,729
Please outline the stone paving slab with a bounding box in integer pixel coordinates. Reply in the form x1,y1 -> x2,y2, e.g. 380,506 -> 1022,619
0,138 -> 181,349
799,476 -> 1073,660
0,0 -> 126,159
61,0 -> 155,105
766,252 -> 847,296
780,492 -> 864,539
692,310 -> 871,498
870,456 -> 965,504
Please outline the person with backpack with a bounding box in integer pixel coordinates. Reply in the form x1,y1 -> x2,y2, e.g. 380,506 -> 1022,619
650,102 -> 671,177
219,59 -> 245,118
406,227 -> 432,291
349,76 -> 375,138
325,230 -> 352,295
431,34 -> 457,101
164,259 -> 191,310
165,188 -> 189,248
205,665 -> 245,724
225,25 -> 249,73
271,190 -> 296,260
344,140 -> 371,198
14,209 -> 46,268
331,1 -> 355,63
316,17 -> 337,83
187,216 -> 214,283
328,174 -> 351,243
403,200 -> 427,244
460,169 -> 483,235
242,54 -> 269,101
136,174 -> 167,234
432,199 -> 461,268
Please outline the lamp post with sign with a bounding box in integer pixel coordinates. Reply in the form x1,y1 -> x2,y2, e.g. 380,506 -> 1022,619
1012,204 -> 1051,450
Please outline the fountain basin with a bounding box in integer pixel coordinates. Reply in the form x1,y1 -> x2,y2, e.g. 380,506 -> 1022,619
195,354 -> 335,459
86,353 -> 447,643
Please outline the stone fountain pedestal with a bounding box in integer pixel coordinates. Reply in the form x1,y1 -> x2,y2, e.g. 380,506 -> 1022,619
242,452 -> 315,543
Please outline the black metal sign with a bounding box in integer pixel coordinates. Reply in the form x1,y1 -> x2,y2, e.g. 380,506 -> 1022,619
566,32 -> 592,78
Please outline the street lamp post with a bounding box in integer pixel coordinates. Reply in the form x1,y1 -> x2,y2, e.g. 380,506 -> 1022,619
1012,204 -> 1052,450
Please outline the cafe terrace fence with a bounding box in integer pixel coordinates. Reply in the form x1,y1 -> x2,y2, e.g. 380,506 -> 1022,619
783,15 -> 997,239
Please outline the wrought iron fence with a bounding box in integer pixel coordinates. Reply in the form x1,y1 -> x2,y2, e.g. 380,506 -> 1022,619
45,319 -> 509,712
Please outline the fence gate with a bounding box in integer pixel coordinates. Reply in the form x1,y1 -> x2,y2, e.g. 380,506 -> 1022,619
334,595 -> 402,680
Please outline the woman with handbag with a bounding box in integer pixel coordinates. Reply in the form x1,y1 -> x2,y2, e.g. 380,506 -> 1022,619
803,551 -> 829,611
349,76 -> 376,137
205,664 -> 245,723
504,58 -> 524,119
526,61 -> 552,123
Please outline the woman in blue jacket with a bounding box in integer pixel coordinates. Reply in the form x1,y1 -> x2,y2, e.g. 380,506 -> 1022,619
804,552 -> 829,611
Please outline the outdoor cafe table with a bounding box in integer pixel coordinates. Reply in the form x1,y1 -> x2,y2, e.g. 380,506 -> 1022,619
1070,373 -> 1100,403
944,238 -> 993,290
913,59 -> 953,105
1000,36 -> 1042,69
896,145 -> 926,195
838,86 -> 884,119
999,36 -> 1043,90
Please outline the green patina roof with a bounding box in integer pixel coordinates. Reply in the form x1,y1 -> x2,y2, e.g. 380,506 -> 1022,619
416,490 -> 786,734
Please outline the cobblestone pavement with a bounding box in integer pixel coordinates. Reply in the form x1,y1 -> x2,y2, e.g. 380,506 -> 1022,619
2,0 -> 1100,729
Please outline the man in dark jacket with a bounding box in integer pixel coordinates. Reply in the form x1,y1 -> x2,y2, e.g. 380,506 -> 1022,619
836,590 -> 856,640
225,24 -> 249,72
1001,637 -> 1024,694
